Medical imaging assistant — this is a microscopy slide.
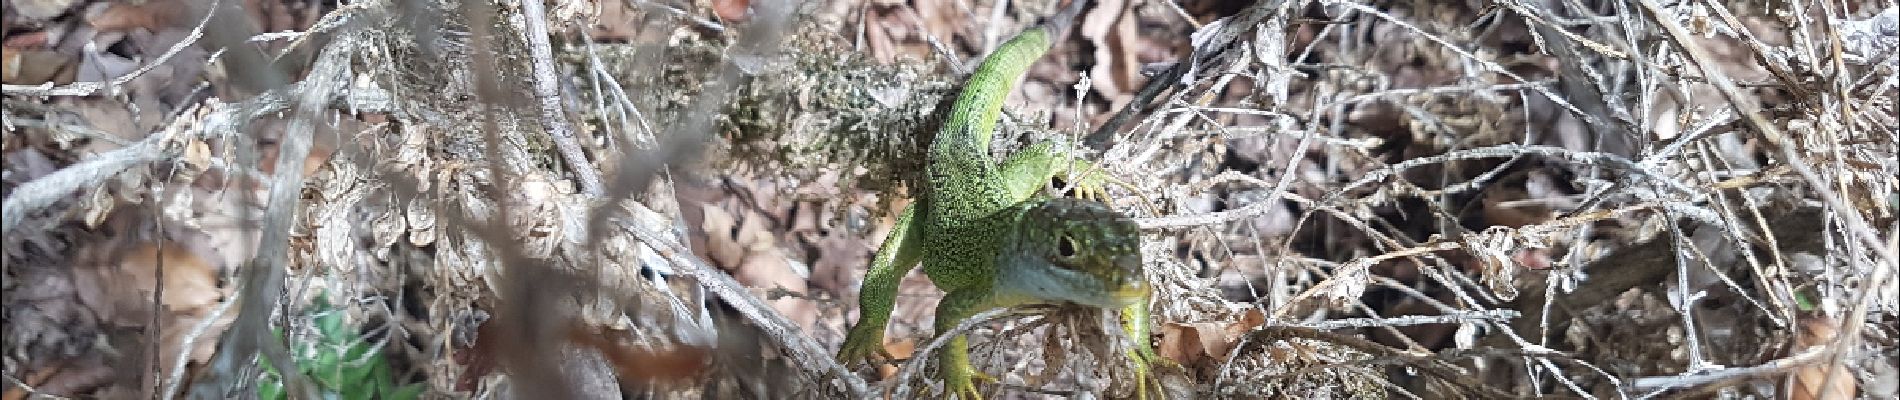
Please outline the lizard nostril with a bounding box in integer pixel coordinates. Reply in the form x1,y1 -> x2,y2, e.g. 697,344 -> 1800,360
1057,235 -> 1077,257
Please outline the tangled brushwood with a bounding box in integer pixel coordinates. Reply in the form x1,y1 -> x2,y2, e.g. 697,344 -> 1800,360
2,0 -> 1895,398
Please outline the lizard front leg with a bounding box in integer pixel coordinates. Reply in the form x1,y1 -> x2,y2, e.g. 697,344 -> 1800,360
1121,301 -> 1177,399
934,287 -> 1000,399
839,204 -> 926,367
996,141 -> 1123,204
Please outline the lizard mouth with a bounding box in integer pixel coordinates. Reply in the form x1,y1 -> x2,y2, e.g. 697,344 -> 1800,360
1105,281 -> 1152,307
1105,255 -> 1149,306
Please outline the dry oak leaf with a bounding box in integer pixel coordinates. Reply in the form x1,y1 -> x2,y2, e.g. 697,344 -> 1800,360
1156,307 -> 1265,367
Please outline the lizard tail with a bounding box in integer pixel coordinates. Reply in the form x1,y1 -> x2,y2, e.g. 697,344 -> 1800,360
935,0 -> 1095,162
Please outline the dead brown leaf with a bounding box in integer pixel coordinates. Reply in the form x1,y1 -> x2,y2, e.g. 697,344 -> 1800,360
72,241 -> 232,374
0,357 -> 115,399
453,318 -> 502,392
697,204 -> 746,268
0,362 -> 62,400
2,31 -> 51,48
807,229 -> 868,295
1157,308 -> 1265,367
877,338 -> 915,379
1790,317 -> 1856,400
1,47 -> 77,85
1080,0 -> 1140,110
584,0 -> 641,42
711,0 -> 750,23
695,203 -> 817,330
87,0 -> 189,32
565,321 -> 709,384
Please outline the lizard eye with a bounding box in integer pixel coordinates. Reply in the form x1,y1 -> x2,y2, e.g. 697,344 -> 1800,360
1057,235 -> 1078,258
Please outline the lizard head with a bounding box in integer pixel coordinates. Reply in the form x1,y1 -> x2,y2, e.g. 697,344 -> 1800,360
996,197 -> 1148,309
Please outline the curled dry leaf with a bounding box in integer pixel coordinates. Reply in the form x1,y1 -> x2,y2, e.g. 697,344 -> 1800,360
807,228 -> 868,295
389,123 -> 435,191
312,164 -> 376,275
585,0 -> 640,41
81,183 -> 119,228
697,205 -> 746,268
181,138 -> 212,173
1789,317 -> 1856,400
694,203 -> 818,330
77,167 -> 153,228
407,199 -> 437,247
1079,0 -> 1142,111
548,0 -> 599,23
370,207 -> 406,261
0,362 -> 62,400
877,339 -> 915,379
1465,226 -> 1523,301
1156,308 -> 1265,366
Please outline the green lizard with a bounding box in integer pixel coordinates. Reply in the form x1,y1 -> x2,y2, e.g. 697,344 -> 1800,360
836,1 -> 1167,398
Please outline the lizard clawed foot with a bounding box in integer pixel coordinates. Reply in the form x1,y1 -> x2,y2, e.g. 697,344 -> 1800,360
1073,182 -> 1112,203
1061,160 -> 1150,209
837,329 -> 896,369
1125,345 -> 1181,400
1063,170 -> 1114,203
943,366 -> 994,399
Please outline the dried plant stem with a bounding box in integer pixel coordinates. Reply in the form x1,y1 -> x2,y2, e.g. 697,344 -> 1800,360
616,216 -> 873,396
516,0 -> 606,197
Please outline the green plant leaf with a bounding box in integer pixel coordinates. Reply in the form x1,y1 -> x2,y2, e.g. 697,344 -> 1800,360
376,363 -> 396,389
269,289 -> 423,399
318,311 -> 348,343
387,383 -> 425,400
343,380 -> 377,400
344,359 -> 377,387
344,340 -> 372,360
1794,287 -> 1821,311
314,351 -> 344,388
258,379 -> 285,400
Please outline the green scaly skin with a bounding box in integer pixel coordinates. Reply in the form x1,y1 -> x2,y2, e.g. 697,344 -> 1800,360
836,2 -> 1169,398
